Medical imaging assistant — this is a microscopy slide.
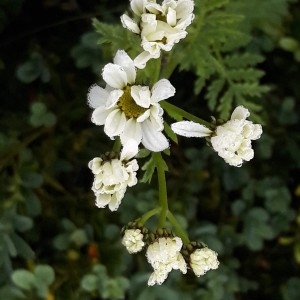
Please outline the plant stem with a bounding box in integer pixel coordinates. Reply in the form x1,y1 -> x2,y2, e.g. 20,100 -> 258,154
112,137 -> 121,153
139,207 -> 161,224
167,211 -> 190,244
161,101 -> 212,128
153,152 -> 168,228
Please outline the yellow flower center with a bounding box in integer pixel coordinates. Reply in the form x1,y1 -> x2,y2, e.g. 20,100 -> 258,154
118,86 -> 147,118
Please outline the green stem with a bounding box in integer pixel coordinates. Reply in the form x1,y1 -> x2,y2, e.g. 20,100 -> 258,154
167,211 -> 190,244
139,207 -> 161,224
161,101 -> 212,128
153,152 -> 168,228
112,137 -> 121,153
152,55 -> 162,85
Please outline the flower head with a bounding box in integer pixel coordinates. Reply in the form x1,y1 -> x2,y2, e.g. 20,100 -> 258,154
88,139 -> 139,211
121,0 -> 195,68
122,228 -> 145,253
171,106 -> 262,167
189,247 -> 219,277
88,50 -> 175,152
210,106 -> 262,167
146,236 -> 187,285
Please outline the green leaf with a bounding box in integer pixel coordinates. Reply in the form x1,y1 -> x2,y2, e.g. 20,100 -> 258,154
20,171 -> 43,188
81,274 -> 98,292
11,270 -> 35,290
141,155 -> 156,183
34,265 -> 55,286
282,277 -> 300,300
70,229 -> 88,247
13,215 -> 33,232
164,122 -> 178,144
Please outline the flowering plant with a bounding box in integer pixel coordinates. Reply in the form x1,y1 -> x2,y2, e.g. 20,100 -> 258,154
88,0 -> 265,287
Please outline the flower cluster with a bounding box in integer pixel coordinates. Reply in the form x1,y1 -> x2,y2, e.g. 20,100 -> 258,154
121,228 -> 219,285
88,140 -> 139,211
121,0 -> 195,68
146,236 -> 187,285
171,106 -> 263,167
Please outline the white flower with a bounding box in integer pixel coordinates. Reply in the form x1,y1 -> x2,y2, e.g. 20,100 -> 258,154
121,0 -> 194,69
88,139 -> 139,211
190,247 -> 219,277
122,229 -> 145,253
146,236 -> 187,285
88,50 -> 175,152
211,106 -> 262,167
171,106 -> 263,167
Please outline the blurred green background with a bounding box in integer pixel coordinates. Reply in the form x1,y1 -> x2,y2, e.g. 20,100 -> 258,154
0,0 -> 300,299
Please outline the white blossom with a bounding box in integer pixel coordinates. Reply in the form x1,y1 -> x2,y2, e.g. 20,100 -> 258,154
190,247 -> 219,277
88,139 -> 139,211
88,50 -> 175,152
122,229 -> 145,253
121,0 -> 194,69
146,236 -> 187,285
210,106 -> 262,167
171,106 -> 262,167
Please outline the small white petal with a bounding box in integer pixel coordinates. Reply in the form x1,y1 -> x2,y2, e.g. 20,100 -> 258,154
102,63 -> 128,89
151,79 -> 175,102
167,7 -> 177,26
120,118 -> 143,146
104,109 -> 126,137
131,0 -> 146,16
231,105 -> 250,121
171,121 -> 212,137
106,89 -> 123,108
121,139 -> 139,161
131,85 -> 151,108
134,51 -> 158,69
87,84 -> 108,108
113,50 -> 136,84
141,120 -> 169,152
137,109 -> 151,123
91,106 -> 113,126
121,14 -> 141,34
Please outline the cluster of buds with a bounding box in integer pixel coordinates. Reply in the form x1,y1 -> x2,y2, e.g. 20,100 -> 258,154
121,225 -> 219,285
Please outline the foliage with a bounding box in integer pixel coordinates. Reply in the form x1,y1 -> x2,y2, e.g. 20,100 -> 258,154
0,0 -> 299,299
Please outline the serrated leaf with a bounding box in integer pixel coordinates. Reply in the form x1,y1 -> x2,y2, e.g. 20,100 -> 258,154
141,156 -> 156,184
164,122 -> 178,144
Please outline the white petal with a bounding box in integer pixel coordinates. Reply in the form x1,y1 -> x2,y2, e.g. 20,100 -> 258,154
121,139 -> 139,161
87,84 -> 108,108
134,51 -> 156,69
104,109 -> 127,137
151,79 -> 175,102
131,0 -> 146,16
120,118 -> 143,146
95,193 -> 111,208
250,124 -> 263,140
106,89 -> 123,108
108,191 -> 124,211
231,106 -> 250,121
171,121 -> 212,137
121,14 -> 140,34
113,50 -> 136,84
137,109 -> 151,122
102,63 -> 128,89
176,0 -> 194,20
91,106 -> 113,125
131,85 -> 151,108
167,7 -> 177,26
141,120 -> 169,152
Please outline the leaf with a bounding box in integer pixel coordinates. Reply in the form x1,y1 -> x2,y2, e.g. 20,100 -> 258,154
11,270 -> 35,290
34,265 -> 55,286
81,274 -> 98,292
141,155 -> 156,184
13,215 -> 33,232
164,122 -> 178,144
10,234 -> 35,259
